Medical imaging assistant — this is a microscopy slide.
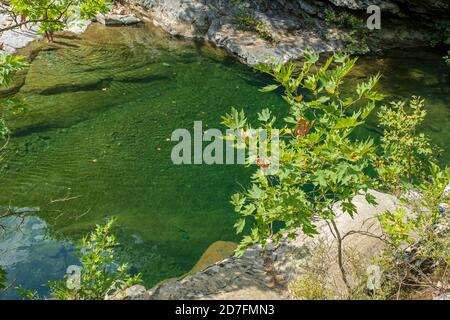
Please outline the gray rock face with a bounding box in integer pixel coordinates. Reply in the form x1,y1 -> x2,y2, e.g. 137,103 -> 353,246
0,9 -> 41,54
328,0 -> 400,13
106,285 -> 151,300
119,187 -> 450,300
395,0 -> 449,16
127,0 -> 440,65
328,0 -> 448,16
129,0 -> 344,64
433,292 -> 450,300
0,27 -> 40,54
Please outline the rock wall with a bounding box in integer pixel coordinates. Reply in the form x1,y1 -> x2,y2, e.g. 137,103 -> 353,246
127,0 -> 339,64
125,0 -> 446,65
318,0 -> 448,17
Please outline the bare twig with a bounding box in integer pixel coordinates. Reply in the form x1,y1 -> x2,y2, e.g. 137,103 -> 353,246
75,207 -> 91,221
49,195 -> 81,204
330,218 -> 352,293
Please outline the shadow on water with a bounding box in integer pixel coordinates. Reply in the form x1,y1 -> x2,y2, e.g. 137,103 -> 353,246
38,77 -> 114,96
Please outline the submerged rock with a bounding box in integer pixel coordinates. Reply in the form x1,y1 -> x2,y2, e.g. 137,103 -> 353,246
188,241 -> 237,274
329,0 -> 401,13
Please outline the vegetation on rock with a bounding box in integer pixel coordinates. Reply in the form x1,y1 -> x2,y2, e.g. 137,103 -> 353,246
323,7 -> 378,54
232,0 -> 273,42
376,97 -> 439,190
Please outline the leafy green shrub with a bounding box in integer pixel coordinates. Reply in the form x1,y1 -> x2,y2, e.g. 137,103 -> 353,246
430,21 -> 450,47
289,241 -> 389,300
16,286 -> 40,300
288,241 -> 333,300
341,32 -> 371,55
429,20 -> 450,62
0,53 -> 28,87
0,53 -> 28,141
289,271 -> 330,300
255,21 -> 273,41
376,166 -> 450,298
50,218 -> 141,300
223,50 -> 384,291
376,97 -> 438,190
235,6 -> 256,26
379,208 -> 415,246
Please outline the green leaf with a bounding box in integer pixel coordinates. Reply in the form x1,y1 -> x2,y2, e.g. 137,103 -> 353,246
304,49 -> 319,64
0,53 -> 28,87
259,84 -> 279,93
365,193 -> 378,206
234,219 -> 246,234
258,108 -> 272,122
221,107 -> 247,129
334,117 -> 364,129
341,201 -> 357,217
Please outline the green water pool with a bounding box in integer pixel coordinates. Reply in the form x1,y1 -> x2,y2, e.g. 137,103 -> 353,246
0,23 -> 448,299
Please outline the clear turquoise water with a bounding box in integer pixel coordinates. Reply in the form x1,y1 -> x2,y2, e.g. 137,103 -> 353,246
0,24 -> 448,299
